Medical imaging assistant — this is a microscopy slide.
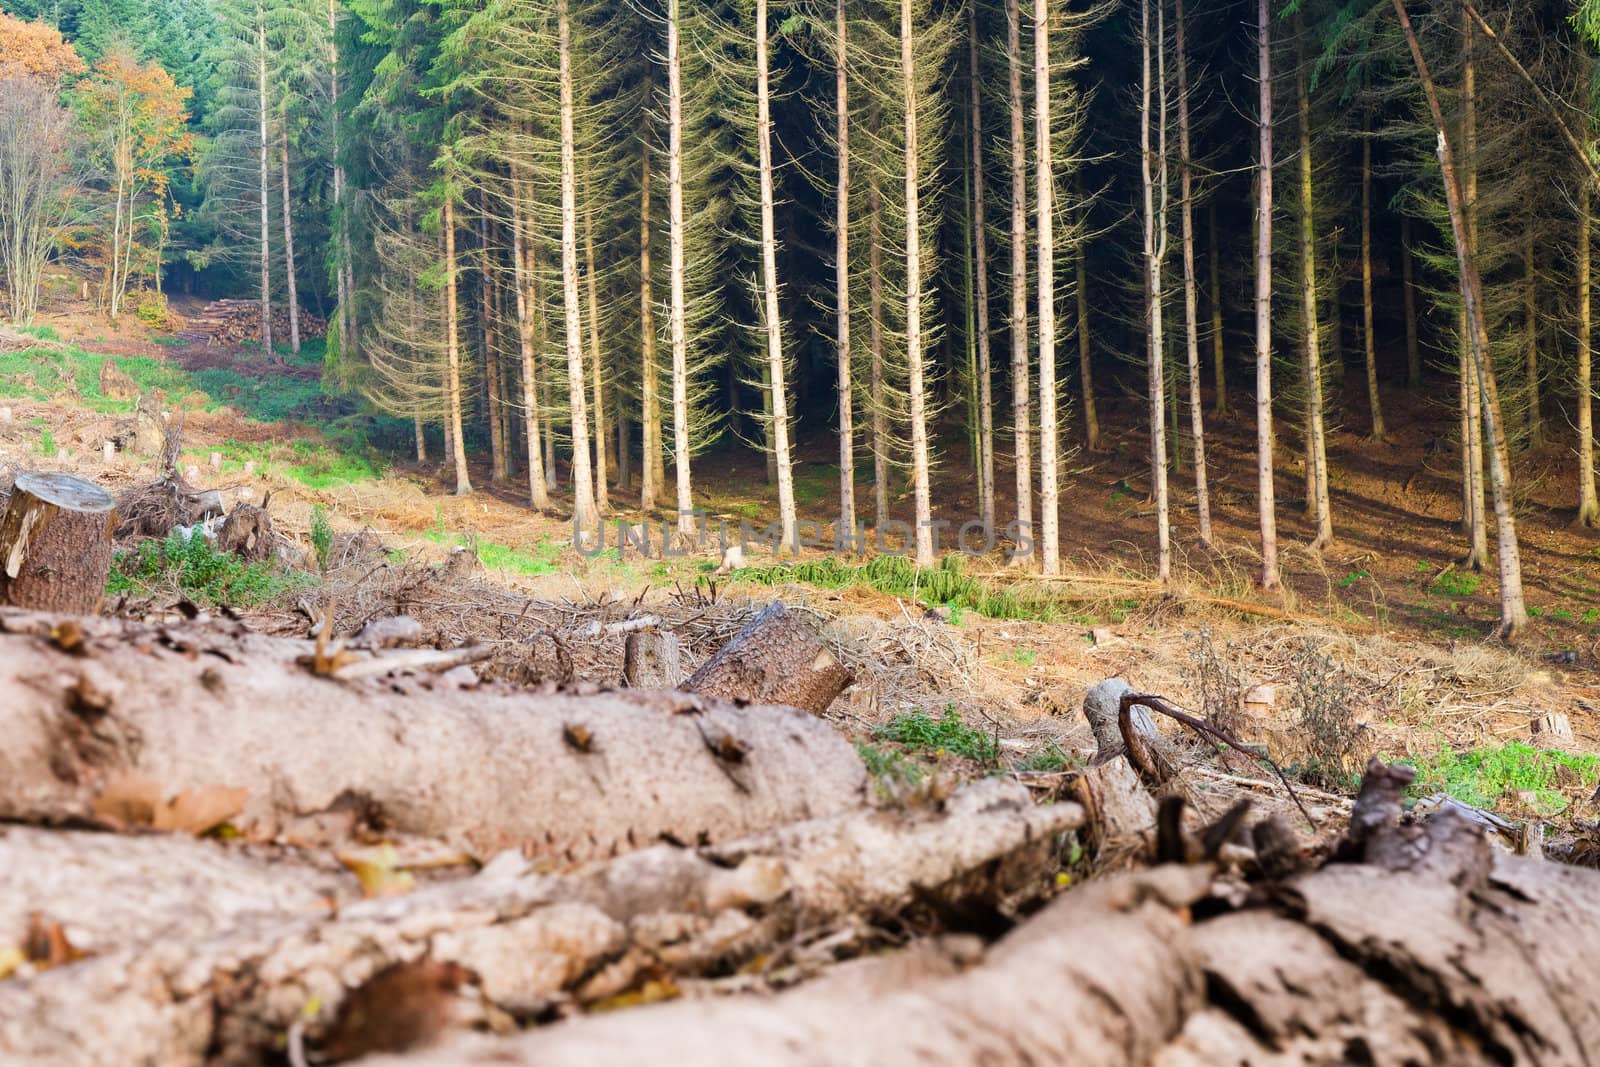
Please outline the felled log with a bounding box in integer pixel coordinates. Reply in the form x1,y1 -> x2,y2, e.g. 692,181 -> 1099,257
0,780 -> 1082,1067
0,609 -> 868,861
683,601 -> 853,714
0,472 -> 115,614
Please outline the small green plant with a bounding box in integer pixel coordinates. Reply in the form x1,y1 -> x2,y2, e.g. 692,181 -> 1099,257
1016,744 -> 1078,773
1338,568 -> 1370,589
1582,607 -> 1599,624
1415,560 -> 1432,572
34,426 -> 55,456
1010,648 -> 1037,667
310,506 -> 334,573
1433,570 -> 1481,598
1401,742 -> 1600,815
874,705 -> 998,762
855,741 -> 926,797
1527,606 -> 1545,618
108,532 -> 311,607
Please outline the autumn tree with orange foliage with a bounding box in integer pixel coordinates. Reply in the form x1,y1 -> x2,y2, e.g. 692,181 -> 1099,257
0,10 -> 86,83
73,48 -> 195,318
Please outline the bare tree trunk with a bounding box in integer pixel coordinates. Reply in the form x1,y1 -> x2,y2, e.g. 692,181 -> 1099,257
639,151 -> 661,511
836,0 -> 857,539
1295,24 -> 1332,552
969,2 -> 994,531
1523,218 -> 1540,446
414,412 -> 426,462
1033,0 -> 1058,576
584,190 -> 609,514
256,13 -> 272,353
1255,0 -> 1280,591
481,208 -> 507,484
329,0 -> 355,363
1459,16 -> 1487,570
1361,126 -> 1384,440
1076,239 -> 1098,451
1007,0 -> 1031,561
616,394 -> 630,490
666,0 -> 693,537
904,0 -> 933,567
1402,213 -> 1420,388
1579,179 -> 1598,527
443,192 -> 472,496
757,0 -> 797,552
1209,202 -> 1226,414
279,124 -> 301,356
1140,0 -> 1171,581
1175,0 -> 1210,548
868,156 -> 889,530
559,0 -> 597,536
1393,0 -> 1526,642
511,159 -> 551,511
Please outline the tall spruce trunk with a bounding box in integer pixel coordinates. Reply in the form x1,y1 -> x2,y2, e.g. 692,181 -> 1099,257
1209,202 -> 1226,414
903,0 -> 934,566
1076,239 -> 1097,451
1394,0 -> 1526,641
559,0 -> 598,538
639,151 -> 661,511
443,191 -> 472,496
666,0 -> 693,537
1523,219 -> 1540,446
1579,180 -> 1598,527
481,208 -> 507,483
584,190 -> 609,514
1255,0 -> 1280,590
1175,0 -> 1210,547
1033,0 -> 1059,576
1402,214 -> 1420,387
510,159 -> 551,511
1007,0 -> 1032,560
1295,25 -> 1332,551
835,0 -> 857,539
969,2 -> 994,531
279,125 -> 301,356
757,0 -> 797,551
1139,0 -> 1172,580
1459,16 -> 1488,569
256,13 -> 272,353
1361,127 -> 1385,439
329,0 -> 355,362
868,152 -> 889,530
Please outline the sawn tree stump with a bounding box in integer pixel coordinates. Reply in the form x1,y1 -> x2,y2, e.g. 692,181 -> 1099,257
0,472 -> 115,614
683,601 -> 853,714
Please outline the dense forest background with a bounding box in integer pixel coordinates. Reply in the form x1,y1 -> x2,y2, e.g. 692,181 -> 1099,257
5,0 -> 1600,640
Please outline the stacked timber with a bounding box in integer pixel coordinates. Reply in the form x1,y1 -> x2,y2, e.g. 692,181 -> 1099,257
177,299 -> 327,347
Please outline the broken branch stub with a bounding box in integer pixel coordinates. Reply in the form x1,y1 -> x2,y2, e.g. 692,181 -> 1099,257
682,601 -> 852,714
0,472 -> 115,615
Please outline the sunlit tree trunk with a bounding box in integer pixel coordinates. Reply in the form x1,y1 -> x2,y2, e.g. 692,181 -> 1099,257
256,12 -> 272,352
639,151 -> 661,511
1459,14 -> 1487,569
1393,0 -> 1525,641
1033,0 -> 1058,575
559,0 -> 598,536
1578,179 -> 1598,527
1361,126 -> 1384,440
329,0 -> 355,362
1255,0 -> 1279,590
969,1 -> 994,531
666,0 -> 693,537
1295,22 -> 1331,551
584,187 -> 609,514
511,158 -> 550,511
1175,0 -> 1209,547
481,206 -> 506,483
1140,0 -> 1170,580
279,124 -> 301,356
443,190 -> 471,496
868,154 -> 889,529
1401,213 -> 1420,388
835,0 -> 856,538
902,0 -> 933,565
1007,0 -> 1031,559
1209,202 -> 1226,414
757,0 -> 797,551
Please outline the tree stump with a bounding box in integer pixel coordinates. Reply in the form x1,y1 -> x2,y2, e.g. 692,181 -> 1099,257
215,504 -> 275,564
624,630 -> 682,688
0,472 -> 115,614
682,601 -> 853,714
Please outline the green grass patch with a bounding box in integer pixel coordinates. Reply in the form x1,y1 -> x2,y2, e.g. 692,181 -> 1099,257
740,554 -> 1066,622
1015,744 -> 1078,773
1399,741 -> 1600,815
107,532 -> 313,608
874,705 -> 998,762
1433,570 -> 1481,598
477,538 -> 561,576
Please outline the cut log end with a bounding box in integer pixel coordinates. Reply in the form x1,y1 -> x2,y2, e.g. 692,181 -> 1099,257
682,602 -> 853,714
0,472 -> 115,615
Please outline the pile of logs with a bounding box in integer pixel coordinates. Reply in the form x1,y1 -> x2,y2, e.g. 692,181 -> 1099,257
174,299 -> 327,347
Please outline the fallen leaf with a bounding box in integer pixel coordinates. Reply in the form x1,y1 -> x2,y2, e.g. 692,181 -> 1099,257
91,772 -> 163,828
0,945 -> 25,980
155,784 -> 249,835
24,913 -> 85,969
339,843 -> 417,898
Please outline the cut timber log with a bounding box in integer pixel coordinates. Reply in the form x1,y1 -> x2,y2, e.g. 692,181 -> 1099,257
0,780 -> 1082,1067
683,601 -> 852,714
624,630 -> 682,687
0,609 -> 868,861
0,472 -> 115,614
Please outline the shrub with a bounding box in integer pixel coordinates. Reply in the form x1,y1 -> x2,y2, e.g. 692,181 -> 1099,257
108,532 -> 310,607
1403,742 -> 1600,815
310,506 -> 333,573
1289,639 -> 1366,789
874,705 -> 998,762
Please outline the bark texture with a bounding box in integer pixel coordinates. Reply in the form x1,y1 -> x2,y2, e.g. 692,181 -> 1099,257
682,601 -> 853,714
0,472 -> 115,614
0,609 -> 867,861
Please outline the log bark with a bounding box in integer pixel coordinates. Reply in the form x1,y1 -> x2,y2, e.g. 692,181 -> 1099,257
0,609 -> 867,861
0,780 -> 1081,1067
682,602 -> 852,714
0,472 -> 115,614
623,630 -> 681,688
215,504 -> 275,564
